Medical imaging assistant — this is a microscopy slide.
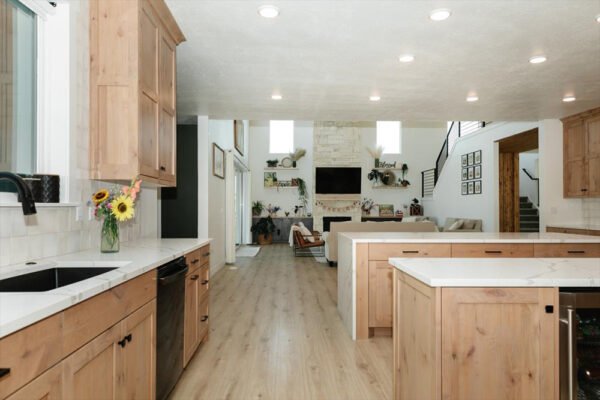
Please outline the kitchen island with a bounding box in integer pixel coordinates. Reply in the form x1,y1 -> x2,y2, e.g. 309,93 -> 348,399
388,257 -> 600,400
337,232 -> 600,340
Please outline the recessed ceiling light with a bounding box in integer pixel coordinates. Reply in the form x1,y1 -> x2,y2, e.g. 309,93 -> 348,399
369,95 -> 381,102
596,14 -> 600,23
258,5 -> 279,18
466,96 -> 479,102
430,9 -> 451,21
562,96 -> 576,102
529,55 -> 547,64
398,54 -> 415,63
271,94 -> 282,100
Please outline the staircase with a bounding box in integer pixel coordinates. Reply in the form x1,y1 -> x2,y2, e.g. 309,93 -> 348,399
519,197 -> 539,232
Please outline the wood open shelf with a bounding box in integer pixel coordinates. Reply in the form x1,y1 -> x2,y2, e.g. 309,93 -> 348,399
265,185 -> 298,189
264,167 -> 299,171
372,167 -> 403,171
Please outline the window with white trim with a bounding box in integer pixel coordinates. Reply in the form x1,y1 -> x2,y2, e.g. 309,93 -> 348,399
269,120 -> 294,153
376,121 -> 401,154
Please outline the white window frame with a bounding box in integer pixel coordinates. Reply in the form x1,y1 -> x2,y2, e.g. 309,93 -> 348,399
376,121 -> 402,154
269,120 -> 294,154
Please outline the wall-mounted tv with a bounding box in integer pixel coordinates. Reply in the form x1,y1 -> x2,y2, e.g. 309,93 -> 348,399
315,167 -> 361,194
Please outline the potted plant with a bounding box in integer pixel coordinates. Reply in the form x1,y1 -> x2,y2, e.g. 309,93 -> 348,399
251,216 -> 275,245
296,178 -> 308,215
252,200 -> 264,216
289,148 -> 307,167
400,163 -> 410,186
367,169 -> 383,184
361,197 -> 374,216
266,159 -> 279,168
366,146 -> 383,168
267,203 -> 280,217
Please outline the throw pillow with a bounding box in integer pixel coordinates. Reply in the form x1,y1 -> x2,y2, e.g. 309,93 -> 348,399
462,220 -> 476,230
448,219 -> 464,231
298,222 -> 315,243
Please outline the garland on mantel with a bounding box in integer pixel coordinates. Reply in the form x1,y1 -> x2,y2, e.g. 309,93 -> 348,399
315,200 -> 360,212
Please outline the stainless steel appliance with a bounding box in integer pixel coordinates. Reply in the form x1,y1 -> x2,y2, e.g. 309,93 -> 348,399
560,289 -> 600,400
156,257 -> 188,400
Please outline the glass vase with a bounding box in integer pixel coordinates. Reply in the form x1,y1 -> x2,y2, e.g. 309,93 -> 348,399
101,215 -> 120,253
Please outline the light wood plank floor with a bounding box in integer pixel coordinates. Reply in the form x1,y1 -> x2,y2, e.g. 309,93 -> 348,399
170,244 -> 392,400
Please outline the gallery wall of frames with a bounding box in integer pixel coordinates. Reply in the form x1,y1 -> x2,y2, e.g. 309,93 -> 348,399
461,150 -> 482,195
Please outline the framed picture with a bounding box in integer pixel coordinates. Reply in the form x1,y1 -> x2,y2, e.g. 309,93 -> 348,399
379,204 -> 394,217
212,143 -> 225,179
474,150 -> 482,164
467,152 -> 474,166
264,172 -> 277,187
475,180 -> 482,194
468,166 -> 474,180
474,165 -> 481,179
461,182 -> 468,195
461,168 -> 468,181
468,181 -> 474,194
234,120 -> 244,155
461,154 -> 468,167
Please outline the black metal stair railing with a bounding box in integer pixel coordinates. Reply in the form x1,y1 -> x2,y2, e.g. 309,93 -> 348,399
420,121 -> 489,197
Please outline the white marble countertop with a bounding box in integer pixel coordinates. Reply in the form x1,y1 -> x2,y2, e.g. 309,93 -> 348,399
389,257 -> 600,287
0,238 -> 211,338
546,222 -> 600,231
339,231 -> 600,243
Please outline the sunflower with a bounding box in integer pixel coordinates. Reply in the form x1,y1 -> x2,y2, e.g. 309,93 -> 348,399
92,189 -> 109,203
111,195 -> 135,221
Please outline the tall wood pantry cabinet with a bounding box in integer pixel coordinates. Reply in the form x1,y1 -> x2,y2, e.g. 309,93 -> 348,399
562,107 -> 600,198
90,0 -> 185,186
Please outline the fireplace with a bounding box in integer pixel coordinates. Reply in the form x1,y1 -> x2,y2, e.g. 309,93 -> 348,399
323,216 -> 352,232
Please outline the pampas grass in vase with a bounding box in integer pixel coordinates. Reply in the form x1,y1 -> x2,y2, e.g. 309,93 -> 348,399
290,148 -> 307,167
366,146 -> 384,167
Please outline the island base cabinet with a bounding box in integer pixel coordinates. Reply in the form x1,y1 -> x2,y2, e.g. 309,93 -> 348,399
5,365 -> 63,400
393,270 -> 558,400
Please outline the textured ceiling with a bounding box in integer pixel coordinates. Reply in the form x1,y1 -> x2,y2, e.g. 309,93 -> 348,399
167,0 -> 600,122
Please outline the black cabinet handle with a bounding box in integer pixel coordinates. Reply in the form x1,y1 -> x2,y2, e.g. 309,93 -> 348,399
203,252 -> 210,257
567,250 -> 585,254
581,188 -> 588,192
485,250 -> 502,254
0,368 -> 10,380
118,338 -> 127,347
201,279 -> 209,285
545,305 -> 554,314
191,275 -> 199,281
126,334 -> 132,343
402,250 -> 419,254
191,258 -> 199,264
201,315 -> 209,322
160,166 -> 166,171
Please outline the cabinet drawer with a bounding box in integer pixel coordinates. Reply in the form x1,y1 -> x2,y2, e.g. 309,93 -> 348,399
451,243 -> 534,257
198,293 -> 209,342
186,244 -> 210,271
368,243 -> 452,260
0,313 -> 63,399
534,243 -> 600,257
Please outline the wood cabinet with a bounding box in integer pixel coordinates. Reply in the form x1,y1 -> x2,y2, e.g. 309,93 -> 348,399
368,261 -> 393,327
451,243 -> 534,257
183,245 -> 210,367
534,243 -> 600,257
1,271 -> 157,400
562,107 -> 600,198
89,0 -> 184,186
393,269 -> 558,400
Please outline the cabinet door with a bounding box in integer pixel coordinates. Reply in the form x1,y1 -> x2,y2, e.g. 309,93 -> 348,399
139,1 -> 159,100
139,92 -> 159,178
119,300 -> 156,400
198,292 -> 210,343
6,364 -> 62,400
158,32 -> 176,184
563,120 -> 587,197
183,270 -> 199,367
586,114 -> 600,196
62,322 -> 122,400
368,261 -> 393,327
441,287 -> 557,400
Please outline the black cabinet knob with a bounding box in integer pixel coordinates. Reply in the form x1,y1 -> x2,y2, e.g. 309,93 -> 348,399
191,259 -> 199,264
191,275 -> 199,281
160,166 -> 166,171
0,368 -> 10,379
201,280 -> 209,285
201,315 -> 209,322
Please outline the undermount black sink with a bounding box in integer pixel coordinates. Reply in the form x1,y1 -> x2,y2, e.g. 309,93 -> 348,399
0,267 -> 117,292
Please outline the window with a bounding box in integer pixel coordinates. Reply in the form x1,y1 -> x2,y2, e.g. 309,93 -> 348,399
269,120 -> 294,153
376,121 -> 401,154
0,0 -> 37,174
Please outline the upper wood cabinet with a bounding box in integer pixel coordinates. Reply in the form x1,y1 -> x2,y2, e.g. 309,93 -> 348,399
562,107 -> 600,198
90,0 -> 185,187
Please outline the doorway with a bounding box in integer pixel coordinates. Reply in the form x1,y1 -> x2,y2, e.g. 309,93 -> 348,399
497,128 -> 539,232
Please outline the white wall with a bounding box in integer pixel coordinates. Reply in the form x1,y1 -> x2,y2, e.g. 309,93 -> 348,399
249,120 -> 314,216
519,152 -> 539,206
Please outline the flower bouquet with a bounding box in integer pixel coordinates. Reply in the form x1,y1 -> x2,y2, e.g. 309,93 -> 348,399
90,177 -> 141,253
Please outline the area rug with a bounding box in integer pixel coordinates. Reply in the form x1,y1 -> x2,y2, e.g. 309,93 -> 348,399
236,246 -> 261,257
